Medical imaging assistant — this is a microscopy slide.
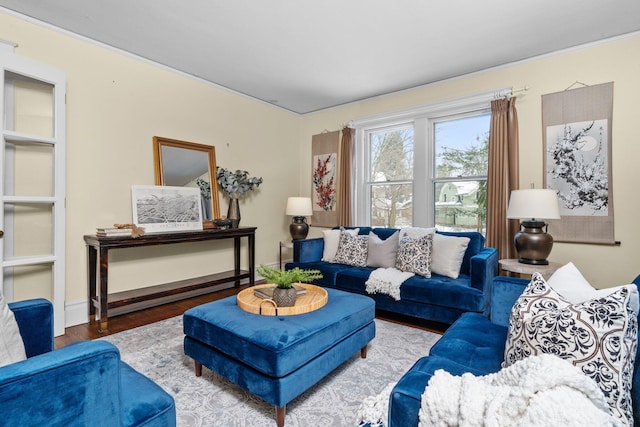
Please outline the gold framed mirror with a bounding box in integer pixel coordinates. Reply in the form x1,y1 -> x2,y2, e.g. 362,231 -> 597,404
153,136 -> 220,221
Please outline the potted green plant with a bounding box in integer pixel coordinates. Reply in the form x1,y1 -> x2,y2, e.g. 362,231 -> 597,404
256,264 -> 323,307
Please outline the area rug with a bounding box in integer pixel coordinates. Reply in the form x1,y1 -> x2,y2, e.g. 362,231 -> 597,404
100,316 -> 440,426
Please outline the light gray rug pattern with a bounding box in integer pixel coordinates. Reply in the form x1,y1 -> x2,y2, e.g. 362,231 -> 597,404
101,316 -> 440,426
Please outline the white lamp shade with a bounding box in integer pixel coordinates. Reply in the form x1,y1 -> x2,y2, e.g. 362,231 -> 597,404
286,197 -> 313,216
506,189 -> 560,220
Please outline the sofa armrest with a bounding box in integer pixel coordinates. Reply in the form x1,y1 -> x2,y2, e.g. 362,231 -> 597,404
490,276 -> 528,327
469,247 -> 499,314
293,237 -> 324,263
9,298 -> 53,358
0,340 -> 122,426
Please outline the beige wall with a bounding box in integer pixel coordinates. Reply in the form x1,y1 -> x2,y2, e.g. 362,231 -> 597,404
300,34 -> 640,288
1,12 -> 302,316
2,11 -> 639,325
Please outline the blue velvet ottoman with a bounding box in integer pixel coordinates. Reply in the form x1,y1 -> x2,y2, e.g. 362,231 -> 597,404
183,288 -> 375,426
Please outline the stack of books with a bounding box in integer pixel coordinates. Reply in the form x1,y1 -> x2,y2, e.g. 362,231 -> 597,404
96,227 -> 133,237
253,285 -> 307,299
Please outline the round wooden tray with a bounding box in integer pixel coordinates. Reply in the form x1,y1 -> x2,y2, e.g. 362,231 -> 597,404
237,283 -> 328,316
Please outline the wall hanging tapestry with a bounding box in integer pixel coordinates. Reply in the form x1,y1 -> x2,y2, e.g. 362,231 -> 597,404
542,81 -> 615,244
311,130 -> 340,227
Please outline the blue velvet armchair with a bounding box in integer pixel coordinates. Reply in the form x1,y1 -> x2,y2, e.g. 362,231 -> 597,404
1,299 -> 176,426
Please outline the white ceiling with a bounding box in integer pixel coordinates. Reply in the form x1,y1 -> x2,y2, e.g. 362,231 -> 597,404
2,1 -> 640,114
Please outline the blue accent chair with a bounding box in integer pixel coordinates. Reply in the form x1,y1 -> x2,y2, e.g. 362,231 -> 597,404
388,275 -> 640,427
1,299 -> 176,427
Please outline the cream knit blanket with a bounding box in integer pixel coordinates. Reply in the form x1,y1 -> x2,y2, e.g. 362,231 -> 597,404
419,354 -> 622,427
365,268 -> 414,301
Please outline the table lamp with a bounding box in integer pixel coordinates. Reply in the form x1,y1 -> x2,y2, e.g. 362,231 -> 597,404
286,197 -> 313,240
506,189 -> 560,265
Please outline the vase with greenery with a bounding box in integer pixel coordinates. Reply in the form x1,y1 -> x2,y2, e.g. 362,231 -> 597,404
256,264 -> 323,307
216,167 -> 263,228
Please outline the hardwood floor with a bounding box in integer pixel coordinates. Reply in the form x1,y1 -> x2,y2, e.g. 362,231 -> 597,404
55,285 -> 445,349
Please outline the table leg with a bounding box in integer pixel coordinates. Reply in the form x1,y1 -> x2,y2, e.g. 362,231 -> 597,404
87,245 -> 97,324
233,236 -> 241,287
98,247 -> 109,332
276,405 -> 286,427
248,233 -> 255,284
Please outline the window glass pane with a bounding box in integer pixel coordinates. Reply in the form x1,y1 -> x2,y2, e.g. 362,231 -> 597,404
435,114 -> 490,178
4,203 -> 53,257
370,183 -> 412,228
368,127 -> 413,182
5,142 -> 54,197
4,72 -> 55,139
434,180 -> 486,233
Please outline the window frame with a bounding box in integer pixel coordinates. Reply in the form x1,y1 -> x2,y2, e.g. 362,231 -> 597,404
352,89 -> 505,228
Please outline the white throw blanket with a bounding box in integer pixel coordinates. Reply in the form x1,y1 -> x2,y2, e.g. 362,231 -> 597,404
365,268 -> 414,301
419,354 -> 622,427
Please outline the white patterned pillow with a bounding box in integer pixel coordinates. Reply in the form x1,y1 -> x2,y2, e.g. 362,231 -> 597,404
322,228 -> 359,262
503,272 -> 638,425
0,292 -> 26,368
333,230 -> 368,267
395,234 -> 433,277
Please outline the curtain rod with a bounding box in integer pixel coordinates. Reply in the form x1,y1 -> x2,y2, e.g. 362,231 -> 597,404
495,86 -> 530,99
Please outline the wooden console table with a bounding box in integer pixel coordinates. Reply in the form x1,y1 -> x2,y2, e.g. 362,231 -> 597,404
84,226 -> 256,332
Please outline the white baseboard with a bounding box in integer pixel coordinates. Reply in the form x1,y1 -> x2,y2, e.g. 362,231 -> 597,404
65,299 -> 89,328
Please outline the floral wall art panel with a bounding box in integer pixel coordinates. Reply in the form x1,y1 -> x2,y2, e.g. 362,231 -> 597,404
311,130 -> 340,227
542,82 -> 615,244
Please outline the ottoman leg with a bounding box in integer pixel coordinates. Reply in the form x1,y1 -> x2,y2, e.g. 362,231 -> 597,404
194,360 -> 203,377
361,344 -> 367,359
276,405 -> 286,427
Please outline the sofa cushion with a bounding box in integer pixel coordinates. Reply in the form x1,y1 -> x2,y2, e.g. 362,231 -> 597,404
0,292 -> 26,367
395,234 -> 433,277
431,233 -> 470,279
120,361 -> 176,426
335,269 -> 485,313
429,312 -> 507,373
334,231 -> 368,267
366,231 -> 399,268
503,272 -> 638,425
548,262 -> 640,315
321,228 -> 359,262
437,231 -> 485,276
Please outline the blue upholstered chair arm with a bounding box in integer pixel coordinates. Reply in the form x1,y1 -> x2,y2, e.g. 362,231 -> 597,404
469,248 -> 499,317
0,340 -> 122,426
293,237 -> 324,263
9,298 -> 54,358
490,276 -> 528,327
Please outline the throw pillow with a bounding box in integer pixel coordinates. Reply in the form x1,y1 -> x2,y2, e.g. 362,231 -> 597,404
322,228 -> 359,262
333,229 -> 369,267
431,233 -> 470,279
548,262 -> 640,315
398,227 -> 436,240
395,234 -> 433,277
0,292 -> 27,368
503,272 -> 638,425
366,231 -> 399,268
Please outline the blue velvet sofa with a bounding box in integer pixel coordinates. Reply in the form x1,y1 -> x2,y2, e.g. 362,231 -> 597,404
1,299 -> 176,426
388,275 -> 640,427
285,227 -> 498,326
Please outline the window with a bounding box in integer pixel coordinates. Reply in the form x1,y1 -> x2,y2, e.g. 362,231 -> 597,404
434,113 -> 490,233
352,91 -> 497,234
366,125 -> 414,228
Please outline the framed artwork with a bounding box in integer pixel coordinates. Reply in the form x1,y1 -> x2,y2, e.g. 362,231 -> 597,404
542,82 -> 615,244
311,130 -> 340,227
132,185 -> 203,234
